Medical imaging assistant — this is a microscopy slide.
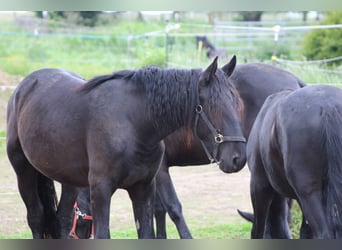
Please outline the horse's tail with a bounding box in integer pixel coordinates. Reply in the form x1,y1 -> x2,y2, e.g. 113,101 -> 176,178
321,106 -> 342,237
37,173 -> 60,238
237,209 -> 254,223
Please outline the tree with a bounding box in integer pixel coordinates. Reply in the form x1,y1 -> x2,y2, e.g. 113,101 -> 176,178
78,11 -> 101,27
46,11 -> 101,27
239,11 -> 263,21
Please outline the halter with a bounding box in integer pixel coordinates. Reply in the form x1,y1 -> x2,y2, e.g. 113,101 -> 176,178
69,201 -> 94,239
193,104 -> 246,164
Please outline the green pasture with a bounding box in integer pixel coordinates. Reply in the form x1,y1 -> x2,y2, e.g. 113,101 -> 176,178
0,13 -> 341,82
0,222 -> 252,239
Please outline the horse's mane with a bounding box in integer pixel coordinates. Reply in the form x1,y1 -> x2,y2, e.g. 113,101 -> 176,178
134,66 -> 200,130
79,66 -> 242,131
79,69 -> 135,93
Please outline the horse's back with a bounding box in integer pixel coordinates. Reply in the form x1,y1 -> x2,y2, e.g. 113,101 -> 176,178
232,62 -> 304,100
278,85 -> 342,158
279,85 -> 342,135
8,68 -> 84,116
231,62 -> 304,138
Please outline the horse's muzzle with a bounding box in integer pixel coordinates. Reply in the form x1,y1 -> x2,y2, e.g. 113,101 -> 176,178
218,153 -> 246,173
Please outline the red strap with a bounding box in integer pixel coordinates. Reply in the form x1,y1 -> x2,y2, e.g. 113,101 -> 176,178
68,201 -> 94,239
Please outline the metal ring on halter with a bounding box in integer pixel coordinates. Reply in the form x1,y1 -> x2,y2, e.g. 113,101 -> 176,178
196,105 -> 203,113
214,133 -> 224,144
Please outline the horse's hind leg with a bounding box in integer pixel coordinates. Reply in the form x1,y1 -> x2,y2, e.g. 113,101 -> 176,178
266,195 -> 291,238
7,141 -> 45,238
128,180 -> 156,238
57,184 -> 79,238
154,192 -> 168,238
155,159 -> 192,239
299,213 -> 312,238
296,190 -> 333,238
249,154 -> 275,238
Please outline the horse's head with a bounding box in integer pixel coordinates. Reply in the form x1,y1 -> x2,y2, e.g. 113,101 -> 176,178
194,56 -> 246,173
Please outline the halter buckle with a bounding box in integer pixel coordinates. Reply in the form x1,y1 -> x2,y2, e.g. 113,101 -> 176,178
195,105 -> 203,114
214,133 -> 224,144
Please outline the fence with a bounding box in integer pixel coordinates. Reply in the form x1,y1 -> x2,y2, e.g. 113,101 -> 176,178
0,14 -> 341,81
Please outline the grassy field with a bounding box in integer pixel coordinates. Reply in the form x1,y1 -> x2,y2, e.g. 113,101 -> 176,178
0,12 -> 341,83
0,12 -> 341,239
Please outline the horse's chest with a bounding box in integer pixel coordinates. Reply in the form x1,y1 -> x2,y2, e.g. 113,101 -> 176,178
118,159 -> 160,188
118,144 -> 165,188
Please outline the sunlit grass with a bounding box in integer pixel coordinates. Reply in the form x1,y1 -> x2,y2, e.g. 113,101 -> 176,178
0,222 -> 251,239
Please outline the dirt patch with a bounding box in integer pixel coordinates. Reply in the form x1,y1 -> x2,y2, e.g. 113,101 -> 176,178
0,69 -> 22,86
0,157 -> 252,237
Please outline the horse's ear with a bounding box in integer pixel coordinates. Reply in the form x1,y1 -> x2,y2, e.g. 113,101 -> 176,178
200,56 -> 218,86
221,55 -> 236,77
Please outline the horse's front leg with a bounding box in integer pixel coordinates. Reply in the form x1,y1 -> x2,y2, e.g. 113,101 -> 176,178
128,180 -> 156,238
89,179 -> 115,239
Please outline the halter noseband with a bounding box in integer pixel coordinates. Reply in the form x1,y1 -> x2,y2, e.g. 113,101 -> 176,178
193,104 -> 246,164
69,201 -> 94,239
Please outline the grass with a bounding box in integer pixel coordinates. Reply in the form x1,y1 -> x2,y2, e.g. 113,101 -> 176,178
1,13 -> 341,83
0,222 -> 252,239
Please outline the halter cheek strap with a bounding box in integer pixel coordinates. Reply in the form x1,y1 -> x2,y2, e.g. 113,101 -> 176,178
193,104 -> 246,163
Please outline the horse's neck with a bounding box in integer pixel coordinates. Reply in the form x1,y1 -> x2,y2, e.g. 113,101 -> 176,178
205,41 -> 216,50
142,71 -> 198,143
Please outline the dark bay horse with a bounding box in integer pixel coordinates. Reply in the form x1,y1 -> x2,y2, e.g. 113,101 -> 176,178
65,62 -> 305,239
196,36 -> 228,60
6,56 -> 247,239
247,85 -> 342,239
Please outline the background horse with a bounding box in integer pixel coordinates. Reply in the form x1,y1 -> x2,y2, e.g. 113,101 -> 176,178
65,62 -> 306,239
196,36 -> 228,60
6,56 -> 246,239
247,85 -> 342,238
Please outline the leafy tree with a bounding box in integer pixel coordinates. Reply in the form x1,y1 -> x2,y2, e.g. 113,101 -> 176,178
78,11 -> 101,27
302,11 -> 342,66
47,11 -> 101,27
238,11 -> 263,21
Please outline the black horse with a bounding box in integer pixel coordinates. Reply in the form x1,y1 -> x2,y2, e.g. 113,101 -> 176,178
63,62 -> 306,239
196,36 -> 228,60
6,56 -> 247,239
247,85 -> 342,239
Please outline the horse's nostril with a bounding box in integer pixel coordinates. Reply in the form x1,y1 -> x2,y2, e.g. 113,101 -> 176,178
233,154 -> 240,166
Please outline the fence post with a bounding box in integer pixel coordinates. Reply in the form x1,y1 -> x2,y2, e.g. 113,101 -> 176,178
272,25 -> 281,62
165,18 -> 169,68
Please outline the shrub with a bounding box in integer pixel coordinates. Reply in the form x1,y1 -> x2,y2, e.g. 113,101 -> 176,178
255,42 -> 292,61
302,12 -> 342,66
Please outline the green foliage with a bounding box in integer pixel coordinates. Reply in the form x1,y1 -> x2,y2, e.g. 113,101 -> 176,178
289,200 -> 302,239
48,11 -> 102,27
137,47 -> 166,67
302,12 -> 342,66
2,54 -> 31,76
256,42 -> 292,61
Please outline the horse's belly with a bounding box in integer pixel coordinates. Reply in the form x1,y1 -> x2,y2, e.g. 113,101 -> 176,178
20,135 -> 89,186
